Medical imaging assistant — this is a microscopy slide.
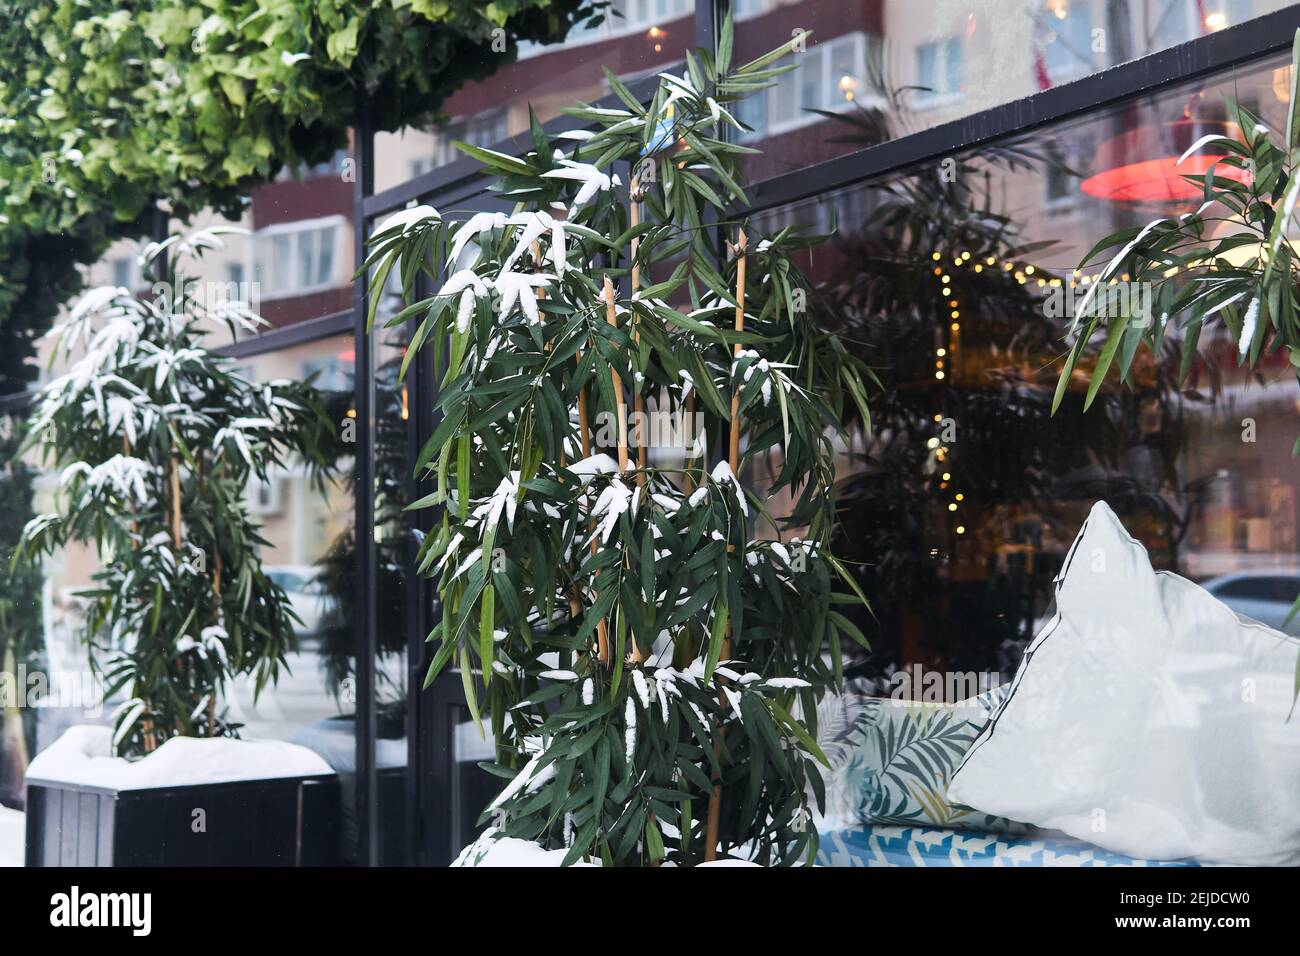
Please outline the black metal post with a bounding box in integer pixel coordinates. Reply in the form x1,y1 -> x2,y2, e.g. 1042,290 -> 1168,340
351,105 -> 379,867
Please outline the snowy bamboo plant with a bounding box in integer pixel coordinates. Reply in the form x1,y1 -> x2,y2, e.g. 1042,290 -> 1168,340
367,18 -> 871,866
17,229 -> 328,758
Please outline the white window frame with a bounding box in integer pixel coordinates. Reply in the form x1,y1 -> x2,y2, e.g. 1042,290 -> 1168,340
517,0 -> 695,59
913,37 -> 964,110
252,215 -> 345,301
246,473 -> 284,516
738,32 -> 882,141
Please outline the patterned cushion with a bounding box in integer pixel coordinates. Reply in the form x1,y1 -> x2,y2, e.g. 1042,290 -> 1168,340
820,685 -> 1027,833
816,824 -> 1200,867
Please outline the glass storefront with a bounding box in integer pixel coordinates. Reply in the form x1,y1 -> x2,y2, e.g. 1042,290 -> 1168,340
750,41 -> 1300,687
733,0 -> 1296,178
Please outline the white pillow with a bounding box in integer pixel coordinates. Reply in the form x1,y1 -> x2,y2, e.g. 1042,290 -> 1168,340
948,501 -> 1300,865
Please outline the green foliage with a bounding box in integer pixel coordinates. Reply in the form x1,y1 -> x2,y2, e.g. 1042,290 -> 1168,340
16,229 -> 330,757
1056,32 -> 1300,409
0,418 -> 44,671
369,17 -> 872,866
0,0 -> 596,393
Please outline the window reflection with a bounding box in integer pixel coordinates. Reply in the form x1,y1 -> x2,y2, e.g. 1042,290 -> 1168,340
732,0 -> 1296,179
752,46 -> 1300,689
0,334 -> 357,864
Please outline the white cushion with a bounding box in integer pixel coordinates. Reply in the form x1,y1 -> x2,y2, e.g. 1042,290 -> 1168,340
948,501 -> 1300,865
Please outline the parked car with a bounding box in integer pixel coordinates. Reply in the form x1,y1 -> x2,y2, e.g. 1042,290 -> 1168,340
1201,570 -> 1300,635
265,566 -> 333,638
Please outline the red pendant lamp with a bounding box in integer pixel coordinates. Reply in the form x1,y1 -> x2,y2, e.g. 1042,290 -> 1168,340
1080,117 -> 1249,204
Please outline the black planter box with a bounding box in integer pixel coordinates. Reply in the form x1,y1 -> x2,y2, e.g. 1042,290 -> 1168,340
24,773 -> 341,867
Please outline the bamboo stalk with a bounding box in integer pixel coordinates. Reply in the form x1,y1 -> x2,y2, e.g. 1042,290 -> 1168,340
208,547 -> 221,738
602,276 -> 630,475
123,434 -> 157,753
168,450 -> 182,549
603,275 -> 640,667
629,177 -> 648,487
704,228 -> 747,863
538,236 -> 594,669
682,392 -> 697,495
575,315 -> 608,664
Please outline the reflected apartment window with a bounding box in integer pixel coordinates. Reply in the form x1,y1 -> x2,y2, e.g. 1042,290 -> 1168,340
1039,1 -> 1094,79
1154,0 -> 1252,47
429,109 -> 508,169
739,32 -> 876,139
915,37 -> 964,105
109,255 -> 142,291
253,217 -> 344,300
518,0 -> 693,56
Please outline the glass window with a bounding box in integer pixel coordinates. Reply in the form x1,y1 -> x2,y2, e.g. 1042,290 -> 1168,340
254,219 -> 345,300
747,45 -> 1300,688
915,37 -> 964,101
0,333 -> 357,863
733,0 -> 1296,181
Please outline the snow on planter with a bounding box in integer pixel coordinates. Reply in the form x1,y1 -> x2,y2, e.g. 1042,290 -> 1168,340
26,726 -> 333,790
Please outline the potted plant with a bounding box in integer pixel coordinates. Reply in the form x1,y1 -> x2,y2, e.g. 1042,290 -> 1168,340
16,228 -> 341,866
367,16 -> 872,866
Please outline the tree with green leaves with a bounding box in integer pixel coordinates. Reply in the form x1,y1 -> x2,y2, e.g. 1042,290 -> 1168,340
0,416 -> 45,806
1054,29 -> 1300,690
367,18 -> 873,866
16,229 -> 329,757
0,0 -> 600,394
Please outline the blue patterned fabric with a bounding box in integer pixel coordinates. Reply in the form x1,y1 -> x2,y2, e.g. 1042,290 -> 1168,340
819,687 -> 1027,834
816,824 -> 1200,867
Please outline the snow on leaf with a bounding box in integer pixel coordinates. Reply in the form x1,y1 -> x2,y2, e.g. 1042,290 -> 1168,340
763,677 -> 812,689
447,212 -> 509,269
566,453 -> 619,484
437,270 -> 491,333
539,669 -> 579,681
471,472 -> 521,533
487,753 -> 555,811
590,478 -> 632,543
375,204 -> 440,237
541,159 -> 615,208
710,460 -> 748,517
495,271 -> 553,324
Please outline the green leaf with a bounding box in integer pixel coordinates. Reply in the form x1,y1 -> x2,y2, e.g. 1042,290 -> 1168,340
453,141 -> 532,176
479,584 -> 496,685
704,604 -> 729,682
1287,28 -> 1300,151
1084,315 -> 1129,411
